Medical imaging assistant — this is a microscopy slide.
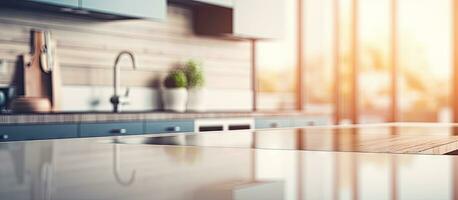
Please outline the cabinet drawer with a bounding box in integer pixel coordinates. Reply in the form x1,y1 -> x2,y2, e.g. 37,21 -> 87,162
255,117 -> 292,129
0,124 -> 78,142
80,122 -> 144,137
145,120 -> 194,134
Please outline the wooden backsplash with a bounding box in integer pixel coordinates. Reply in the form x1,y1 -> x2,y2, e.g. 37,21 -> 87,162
0,5 -> 253,110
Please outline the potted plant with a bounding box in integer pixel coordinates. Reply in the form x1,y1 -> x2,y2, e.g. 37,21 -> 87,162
184,60 -> 206,112
162,69 -> 188,112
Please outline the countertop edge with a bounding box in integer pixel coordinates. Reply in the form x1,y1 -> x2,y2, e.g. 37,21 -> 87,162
0,111 -> 326,124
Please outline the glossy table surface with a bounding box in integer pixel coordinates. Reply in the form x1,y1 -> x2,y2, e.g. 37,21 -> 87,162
2,123 -> 458,200
112,123 -> 458,155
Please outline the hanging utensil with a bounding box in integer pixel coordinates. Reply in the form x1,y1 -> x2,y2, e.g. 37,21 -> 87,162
13,30 -> 61,113
40,31 -> 54,73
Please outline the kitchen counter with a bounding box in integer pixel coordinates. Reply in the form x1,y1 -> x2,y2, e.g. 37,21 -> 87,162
0,111 -> 319,124
1,124 -> 458,199
112,123 -> 458,155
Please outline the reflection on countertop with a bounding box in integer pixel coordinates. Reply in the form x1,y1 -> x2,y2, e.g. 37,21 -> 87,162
110,123 -> 458,155
1,124 -> 458,200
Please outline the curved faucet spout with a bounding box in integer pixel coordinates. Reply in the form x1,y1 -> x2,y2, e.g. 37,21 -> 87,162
111,51 -> 137,112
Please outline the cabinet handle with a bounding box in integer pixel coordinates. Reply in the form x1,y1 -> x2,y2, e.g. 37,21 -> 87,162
1,134 -> 8,140
168,126 -> 181,132
112,129 -> 127,134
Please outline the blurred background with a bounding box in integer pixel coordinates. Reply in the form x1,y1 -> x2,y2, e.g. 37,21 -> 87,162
255,0 -> 454,124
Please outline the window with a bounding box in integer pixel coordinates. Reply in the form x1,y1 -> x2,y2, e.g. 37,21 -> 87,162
398,0 -> 452,122
256,0 -> 297,111
303,0 -> 336,116
255,0 -> 455,124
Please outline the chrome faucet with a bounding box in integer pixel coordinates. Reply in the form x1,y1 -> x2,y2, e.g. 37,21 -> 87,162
110,51 -> 137,112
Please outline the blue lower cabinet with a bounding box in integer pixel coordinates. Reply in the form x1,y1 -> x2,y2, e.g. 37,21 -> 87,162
292,117 -> 316,127
79,122 -> 144,137
293,116 -> 330,127
0,124 -> 78,142
145,120 -> 194,134
255,117 -> 292,129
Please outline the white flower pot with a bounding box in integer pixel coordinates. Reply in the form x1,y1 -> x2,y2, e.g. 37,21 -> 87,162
162,88 -> 188,112
187,88 -> 206,112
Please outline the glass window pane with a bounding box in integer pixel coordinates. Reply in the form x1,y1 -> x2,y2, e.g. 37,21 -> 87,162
256,0 -> 297,111
358,0 -> 391,123
303,0 -> 335,116
398,0 -> 452,122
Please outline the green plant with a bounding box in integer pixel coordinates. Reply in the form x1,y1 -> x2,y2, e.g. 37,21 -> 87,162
184,60 -> 204,88
164,69 -> 187,88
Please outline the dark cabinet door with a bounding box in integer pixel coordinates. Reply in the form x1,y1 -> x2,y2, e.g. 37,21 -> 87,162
81,0 -> 166,19
28,0 -> 80,7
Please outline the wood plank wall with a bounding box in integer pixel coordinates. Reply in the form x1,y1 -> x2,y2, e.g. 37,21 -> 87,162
0,5 -> 252,110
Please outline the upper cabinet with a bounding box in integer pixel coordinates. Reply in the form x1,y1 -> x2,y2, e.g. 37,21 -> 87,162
233,0 -> 285,39
19,0 -> 281,38
193,0 -> 286,39
81,0 -> 166,19
28,0 -> 79,7
193,0 -> 233,8
20,0 -> 166,20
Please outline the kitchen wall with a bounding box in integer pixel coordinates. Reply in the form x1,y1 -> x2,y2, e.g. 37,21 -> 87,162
0,4 -> 253,111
